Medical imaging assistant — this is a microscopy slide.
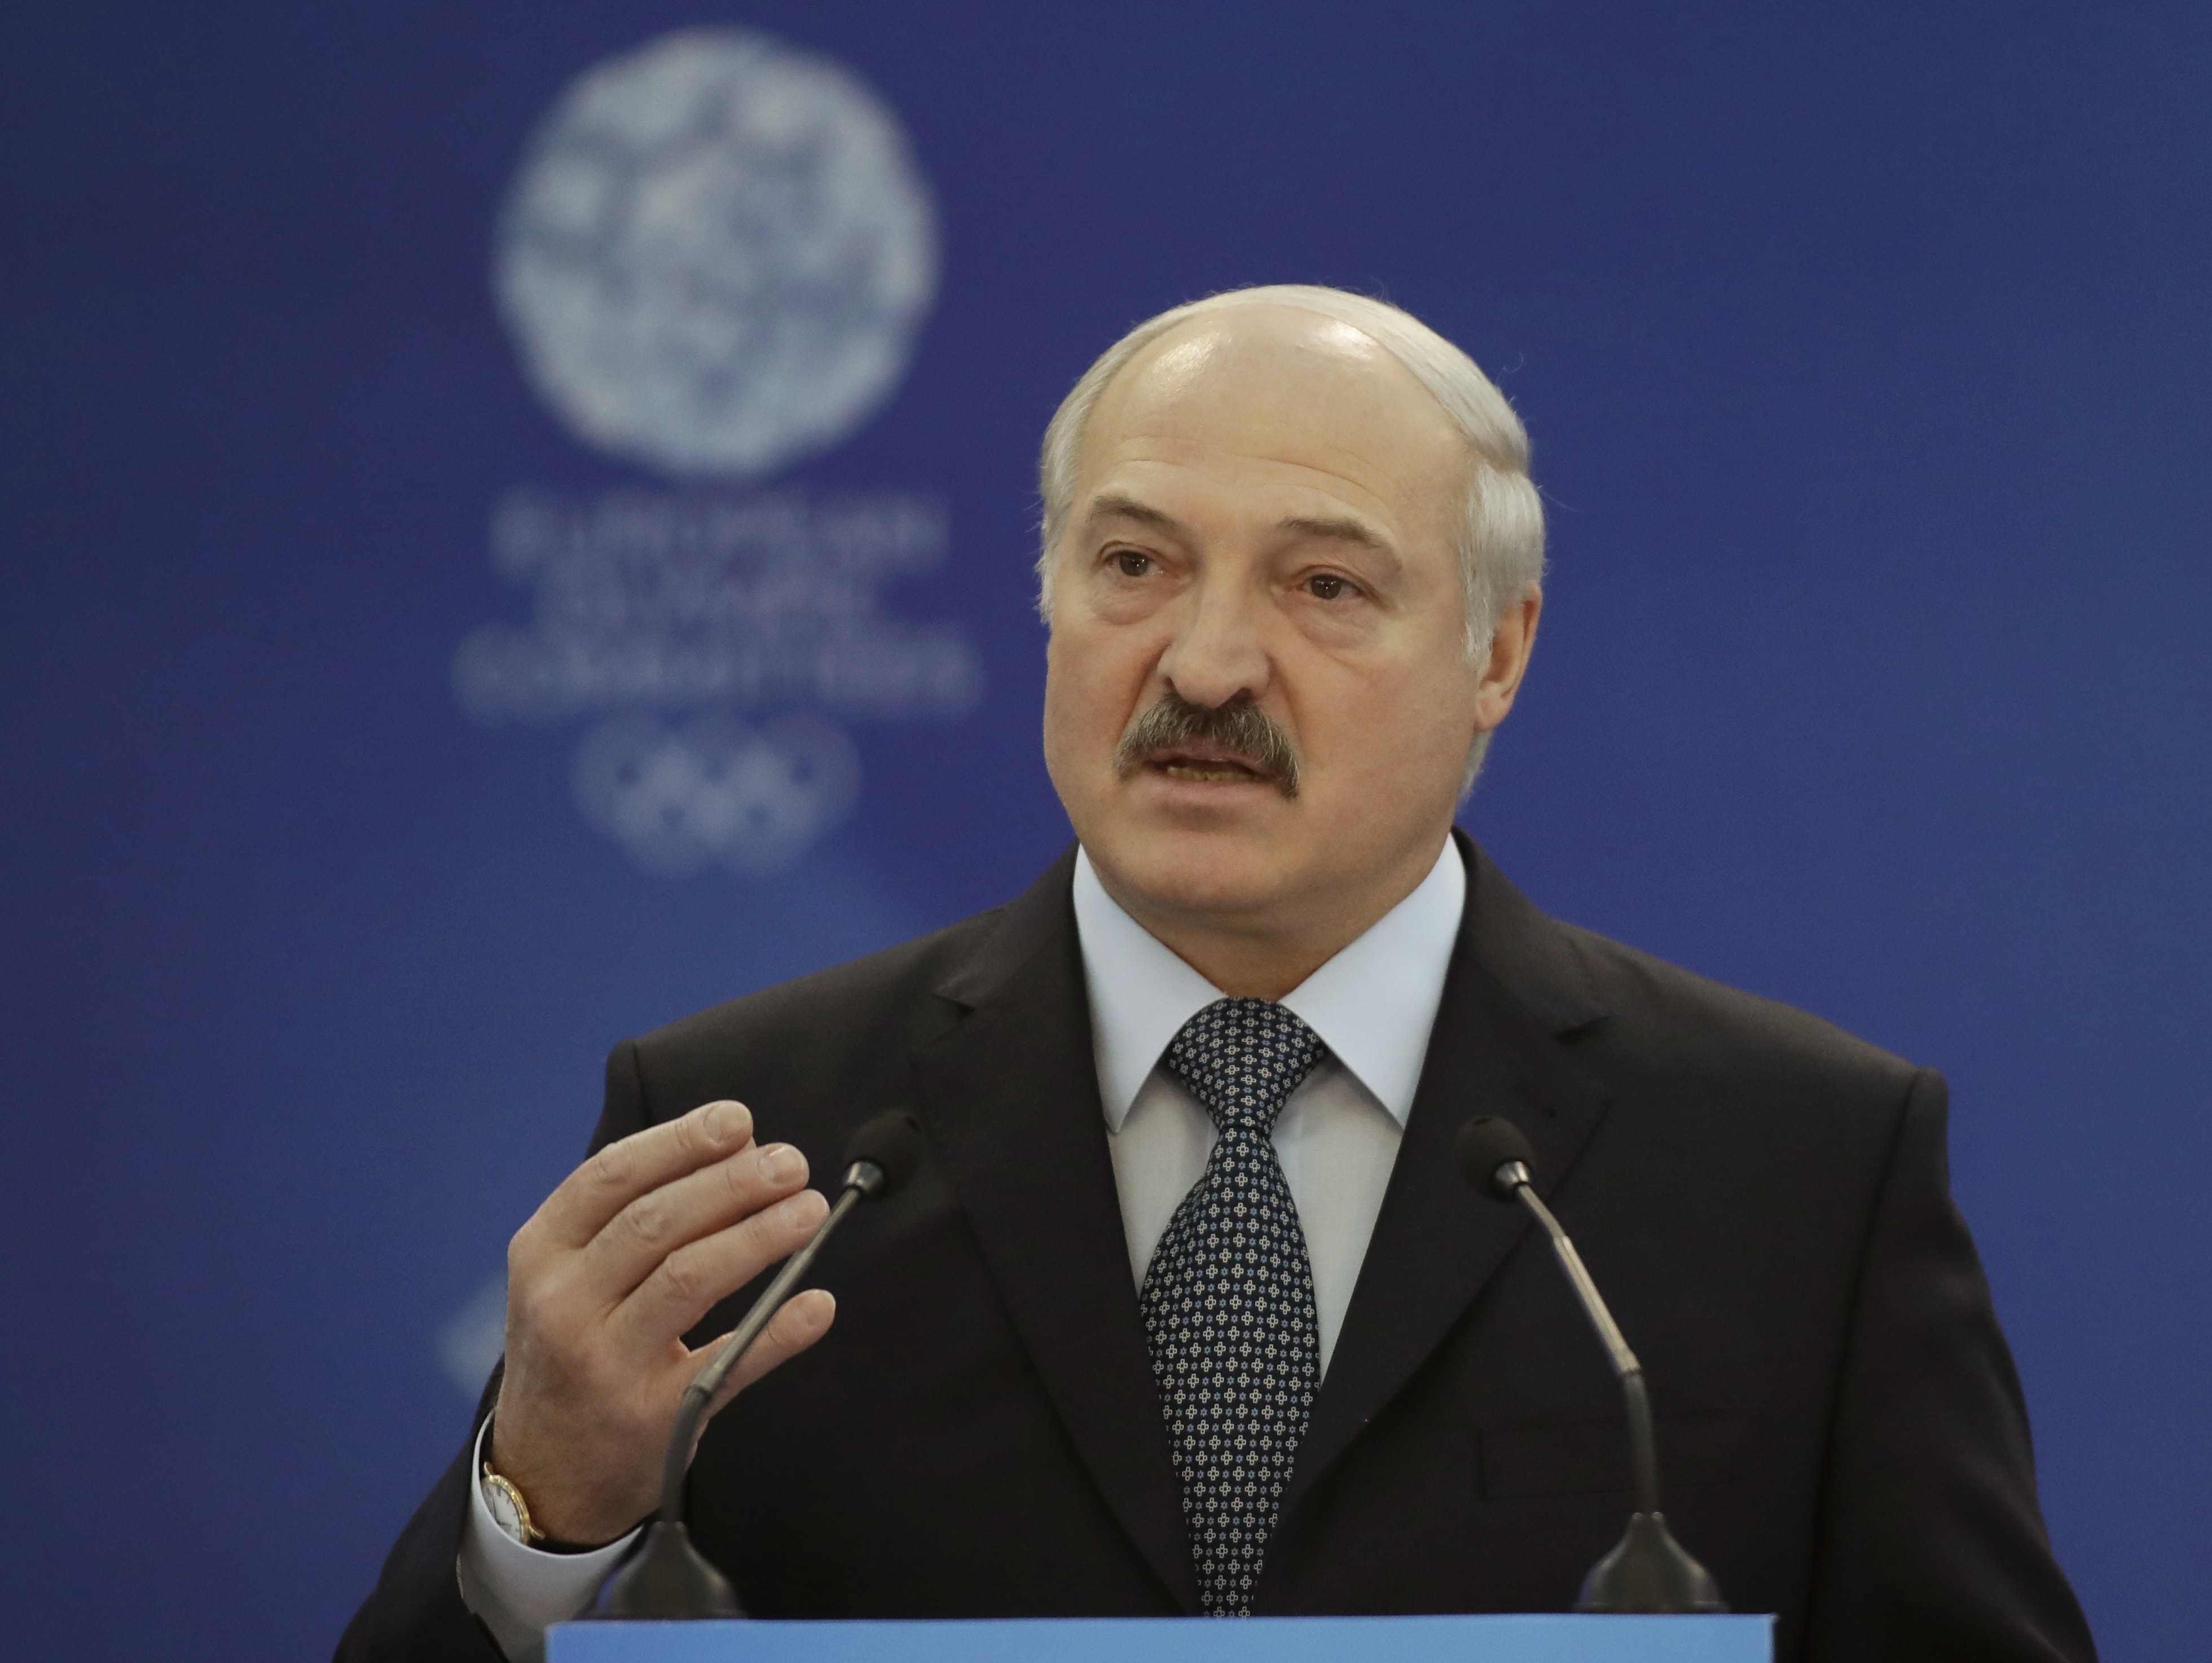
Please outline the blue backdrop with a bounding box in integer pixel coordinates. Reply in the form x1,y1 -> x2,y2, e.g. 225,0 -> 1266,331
3,3 -> 2206,1658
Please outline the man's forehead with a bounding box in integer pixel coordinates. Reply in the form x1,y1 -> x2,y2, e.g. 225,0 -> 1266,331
1081,488 -> 1397,556
1081,309 -> 1466,502
1072,419 -> 1462,564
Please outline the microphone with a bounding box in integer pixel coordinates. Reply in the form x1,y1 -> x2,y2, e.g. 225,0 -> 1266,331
594,1107 -> 928,1621
1454,1116 -> 1726,1615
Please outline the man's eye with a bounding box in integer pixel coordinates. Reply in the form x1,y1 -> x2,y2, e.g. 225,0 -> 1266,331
1307,573 -> 1351,600
1112,549 -> 1153,577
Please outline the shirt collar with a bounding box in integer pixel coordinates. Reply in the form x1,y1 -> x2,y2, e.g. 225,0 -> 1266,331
1072,837 -> 1466,1132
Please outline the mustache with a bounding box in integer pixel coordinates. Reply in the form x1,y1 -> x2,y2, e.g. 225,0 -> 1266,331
1112,692 -> 1300,799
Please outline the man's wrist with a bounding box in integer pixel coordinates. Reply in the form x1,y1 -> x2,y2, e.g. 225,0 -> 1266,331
459,1418 -> 643,1657
480,1420 -> 625,1554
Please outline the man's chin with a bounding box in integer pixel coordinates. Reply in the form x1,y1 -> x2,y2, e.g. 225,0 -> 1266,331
1089,817 -> 1304,921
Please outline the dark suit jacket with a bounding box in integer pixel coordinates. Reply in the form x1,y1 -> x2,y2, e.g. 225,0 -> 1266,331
339,835 -> 2095,1661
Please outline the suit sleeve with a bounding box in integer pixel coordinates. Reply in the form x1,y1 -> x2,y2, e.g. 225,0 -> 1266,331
1800,1068 -> 2096,1663
333,1043 -> 656,1661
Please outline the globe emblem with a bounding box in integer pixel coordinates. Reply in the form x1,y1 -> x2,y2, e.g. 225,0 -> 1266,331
494,27 -> 939,478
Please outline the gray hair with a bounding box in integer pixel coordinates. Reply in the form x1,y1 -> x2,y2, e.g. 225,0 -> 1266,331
1034,284 -> 1546,666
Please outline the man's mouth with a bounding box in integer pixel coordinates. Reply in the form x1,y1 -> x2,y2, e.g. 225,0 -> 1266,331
1149,749 -> 1273,785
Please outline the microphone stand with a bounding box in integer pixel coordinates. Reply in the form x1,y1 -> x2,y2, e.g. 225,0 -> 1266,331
1483,1142 -> 1726,1613
592,1155 -> 891,1620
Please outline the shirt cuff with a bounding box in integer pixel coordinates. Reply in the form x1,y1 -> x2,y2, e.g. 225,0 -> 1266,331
456,1417 -> 641,1662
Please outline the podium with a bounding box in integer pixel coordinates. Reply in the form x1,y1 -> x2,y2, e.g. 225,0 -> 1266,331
549,1614 -> 1773,1663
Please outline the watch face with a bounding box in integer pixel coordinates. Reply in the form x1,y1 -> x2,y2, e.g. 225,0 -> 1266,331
482,1470 -> 530,1542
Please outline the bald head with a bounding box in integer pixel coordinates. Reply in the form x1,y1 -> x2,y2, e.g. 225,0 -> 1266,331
1036,285 -> 1544,659
1067,306 -> 1472,626
1090,305 -> 1468,525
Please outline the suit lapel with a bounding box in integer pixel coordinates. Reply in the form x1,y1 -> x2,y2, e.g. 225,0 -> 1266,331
907,850 -> 1200,1613
1276,832 -> 1613,1537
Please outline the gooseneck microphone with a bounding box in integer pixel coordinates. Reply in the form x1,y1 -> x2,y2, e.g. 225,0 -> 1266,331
595,1107 -> 928,1621
1454,1116 -> 1726,1615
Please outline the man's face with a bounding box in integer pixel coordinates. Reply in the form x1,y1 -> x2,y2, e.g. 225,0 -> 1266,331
1042,305 -> 1527,944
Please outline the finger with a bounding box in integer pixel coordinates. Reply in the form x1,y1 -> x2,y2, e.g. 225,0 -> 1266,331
530,1100 -> 757,1251
576,1139 -> 814,1309
608,1184 -> 830,1353
693,1288 -> 838,1420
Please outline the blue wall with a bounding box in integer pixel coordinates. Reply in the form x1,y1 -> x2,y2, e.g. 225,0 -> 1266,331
2,3 -> 2206,1657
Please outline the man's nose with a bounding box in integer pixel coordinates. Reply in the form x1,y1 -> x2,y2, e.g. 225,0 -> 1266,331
1156,574 -> 1272,710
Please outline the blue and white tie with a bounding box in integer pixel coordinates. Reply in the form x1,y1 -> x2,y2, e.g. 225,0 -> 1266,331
1140,997 -> 1327,1616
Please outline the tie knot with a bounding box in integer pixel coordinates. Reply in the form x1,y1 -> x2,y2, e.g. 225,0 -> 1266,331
1163,997 -> 1326,1137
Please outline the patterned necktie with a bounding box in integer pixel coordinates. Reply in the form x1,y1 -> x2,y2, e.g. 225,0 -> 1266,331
1139,997 -> 1327,1616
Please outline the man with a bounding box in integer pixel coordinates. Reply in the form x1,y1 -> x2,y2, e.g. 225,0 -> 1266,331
340,287 -> 2096,1662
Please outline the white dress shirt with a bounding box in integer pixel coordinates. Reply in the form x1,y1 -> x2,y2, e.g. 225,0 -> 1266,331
1076,837 -> 1465,1374
459,836 -> 1467,1658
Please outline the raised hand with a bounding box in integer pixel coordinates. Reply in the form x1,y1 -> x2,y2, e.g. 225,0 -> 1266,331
487,1099 -> 834,1544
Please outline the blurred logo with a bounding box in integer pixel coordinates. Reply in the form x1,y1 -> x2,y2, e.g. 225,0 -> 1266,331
494,26 -> 938,479
462,28 -> 974,879
573,710 -> 860,878
455,487 -> 979,725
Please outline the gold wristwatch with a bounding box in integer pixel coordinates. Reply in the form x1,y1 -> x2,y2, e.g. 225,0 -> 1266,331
480,1459 -> 545,1547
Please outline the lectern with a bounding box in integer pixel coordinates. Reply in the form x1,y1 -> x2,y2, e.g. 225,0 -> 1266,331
550,1613 -> 1772,1663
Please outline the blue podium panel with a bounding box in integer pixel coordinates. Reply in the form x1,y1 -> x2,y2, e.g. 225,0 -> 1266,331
550,1615 -> 1773,1663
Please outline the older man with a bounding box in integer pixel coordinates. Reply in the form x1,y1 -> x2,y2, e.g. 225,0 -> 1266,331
340,288 -> 2095,1662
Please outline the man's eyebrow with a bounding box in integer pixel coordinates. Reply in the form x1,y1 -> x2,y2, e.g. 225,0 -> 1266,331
1277,514 -> 1393,552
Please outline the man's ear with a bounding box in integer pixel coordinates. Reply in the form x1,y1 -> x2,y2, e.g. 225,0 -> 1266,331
1474,584 -> 1542,732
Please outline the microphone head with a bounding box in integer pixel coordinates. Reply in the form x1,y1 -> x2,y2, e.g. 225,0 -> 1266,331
842,1108 -> 927,1198
1455,1115 -> 1537,1200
